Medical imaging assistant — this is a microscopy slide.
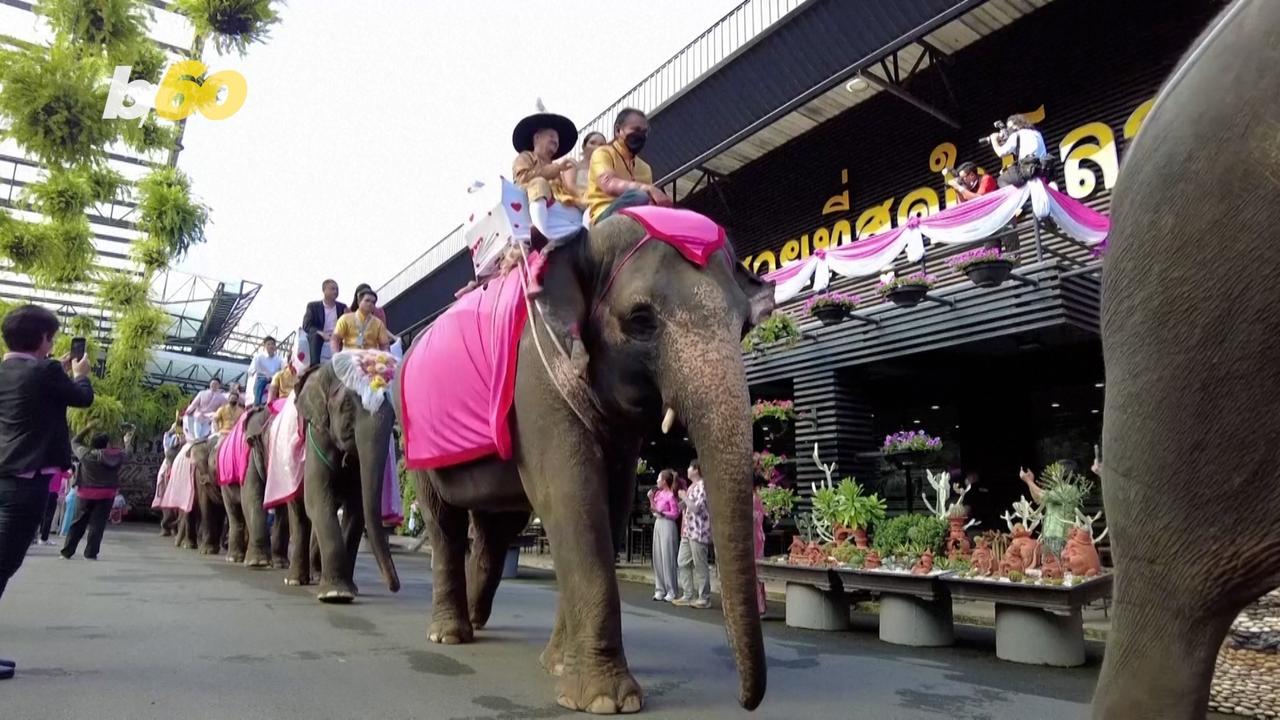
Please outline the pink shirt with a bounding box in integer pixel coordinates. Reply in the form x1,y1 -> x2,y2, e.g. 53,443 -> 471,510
186,389 -> 228,418
653,489 -> 680,520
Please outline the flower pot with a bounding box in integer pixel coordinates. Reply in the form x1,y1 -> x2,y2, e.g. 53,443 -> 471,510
811,305 -> 848,325
886,284 -> 929,307
852,527 -> 869,549
885,449 -> 937,468
963,259 -> 1015,288
755,416 -> 785,438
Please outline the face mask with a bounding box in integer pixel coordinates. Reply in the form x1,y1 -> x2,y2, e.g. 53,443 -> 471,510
625,133 -> 647,154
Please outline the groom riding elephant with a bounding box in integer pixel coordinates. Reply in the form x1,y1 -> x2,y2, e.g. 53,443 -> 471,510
399,206 -> 774,714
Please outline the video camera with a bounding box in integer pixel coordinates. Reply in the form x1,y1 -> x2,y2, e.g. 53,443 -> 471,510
979,120 -> 1009,147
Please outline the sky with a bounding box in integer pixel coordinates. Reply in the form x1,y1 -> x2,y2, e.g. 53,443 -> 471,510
174,1 -> 743,338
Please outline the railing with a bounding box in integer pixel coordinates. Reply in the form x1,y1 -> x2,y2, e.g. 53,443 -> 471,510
578,0 -> 808,140
377,224 -> 465,303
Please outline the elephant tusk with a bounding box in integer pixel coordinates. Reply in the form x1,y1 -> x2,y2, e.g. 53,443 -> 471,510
661,407 -> 677,435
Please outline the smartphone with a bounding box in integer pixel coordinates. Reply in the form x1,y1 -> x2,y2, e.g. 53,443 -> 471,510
69,337 -> 87,361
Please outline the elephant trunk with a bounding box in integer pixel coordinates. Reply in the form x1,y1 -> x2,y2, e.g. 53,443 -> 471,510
356,406 -> 400,593
671,340 -> 766,710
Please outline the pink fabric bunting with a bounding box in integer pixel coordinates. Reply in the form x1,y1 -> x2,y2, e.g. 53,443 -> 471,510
156,443 -> 198,514
217,411 -> 252,487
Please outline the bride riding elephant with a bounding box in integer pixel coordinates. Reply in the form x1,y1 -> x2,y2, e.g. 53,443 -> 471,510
285,357 -> 401,602
398,206 -> 774,714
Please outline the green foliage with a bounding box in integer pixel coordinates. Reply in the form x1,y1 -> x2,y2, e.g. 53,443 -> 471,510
30,216 -> 95,288
397,453 -> 422,536
175,0 -> 280,56
936,555 -> 971,573
758,486 -> 795,524
51,314 -> 101,358
114,303 -> 170,349
35,0 -> 152,57
1040,462 -> 1095,510
130,235 -> 172,274
872,513 -> 948,556
68,389 -> 125,437
0,217 -> 52,272
831,543 -> 865,567
119,115 -> 178,155
0,297 -> 12,354
0,41 -> 114,166
21,166 -> 96,220
742,312 -> 800,353
98,272 -> 151,312
1007,570 -> 1025,583
813,477 -> 886,532
123,35 -> 166,84
136,166 -> 209,260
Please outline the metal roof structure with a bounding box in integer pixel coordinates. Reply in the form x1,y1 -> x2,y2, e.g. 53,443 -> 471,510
380,0 -> 1055,322
0,1 -> 286,393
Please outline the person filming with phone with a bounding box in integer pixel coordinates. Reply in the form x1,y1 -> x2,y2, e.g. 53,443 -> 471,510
0,305 -> 94,680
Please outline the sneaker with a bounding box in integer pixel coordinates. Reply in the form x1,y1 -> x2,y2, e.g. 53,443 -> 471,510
663,593 -> 676,603
691,599 -> 711,609
42,539 -> 56,546
58,551 -> 72,559
671,597 -> 692,607
652,592 -> 665,601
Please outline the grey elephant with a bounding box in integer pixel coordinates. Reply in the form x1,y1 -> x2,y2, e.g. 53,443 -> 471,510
292,363 -> 400,602
189,436 -> 240,558
232,404 -> 291,569
400,215 -> 774,714
1093,1 -> 1280,718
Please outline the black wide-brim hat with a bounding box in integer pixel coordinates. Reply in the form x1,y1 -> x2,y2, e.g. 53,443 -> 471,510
512,112 -> 578,159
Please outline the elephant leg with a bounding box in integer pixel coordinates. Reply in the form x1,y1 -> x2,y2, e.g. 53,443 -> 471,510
197,489 -> 223,555
241,453 -> 272,568
302,446 -> 355,603
160,509 -> 176,536
467,510 -> 529,630
340,489 -> 365,597
178,510 -> 198,550
174,513 -> 186,547
540,600 -> 567,677
285,499 -> 312,586
222,484 -> 247,564
418,471 -> 473,645
516,427 -> 642,714
310,532 -> 323,581
270,508 -> 290,569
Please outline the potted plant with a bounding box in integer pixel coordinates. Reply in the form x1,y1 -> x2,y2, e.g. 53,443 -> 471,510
752,451 -> 787,485
742,313 -> 800,353
882,429 -> 943,465
752,399 -> 796,437
804,291 -> 861,326
833,478 -> 886,549
758,485 -> 796,526
877,271 -> 937,308
946,247 -> 1017,288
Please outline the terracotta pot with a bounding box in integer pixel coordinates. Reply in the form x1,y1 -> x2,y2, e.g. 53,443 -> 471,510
963,259 -> 1015,288
852,527 -> 869,549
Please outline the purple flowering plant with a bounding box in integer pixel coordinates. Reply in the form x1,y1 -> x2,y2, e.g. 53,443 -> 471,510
752,399 -> 796,424
882,429 -> 943,455
753,451 -> 788,485
877,271 -> 937,296
804,291 -> 861,316
945,247 -> 1016,273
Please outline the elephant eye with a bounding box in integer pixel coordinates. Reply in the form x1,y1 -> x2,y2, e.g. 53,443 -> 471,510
621,305 -> 659,341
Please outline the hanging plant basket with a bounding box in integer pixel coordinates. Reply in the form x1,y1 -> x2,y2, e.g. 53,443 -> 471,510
886,284 -> 929,307
175,0 -> 281,56
804,291 -> 861,326
812,305 -> 848,325
964,259 -> 1015,288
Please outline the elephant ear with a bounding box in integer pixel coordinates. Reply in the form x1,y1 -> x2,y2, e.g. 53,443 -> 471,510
295,364 -> 333,430
242,406 -> 269,442
732,261 -> 776,327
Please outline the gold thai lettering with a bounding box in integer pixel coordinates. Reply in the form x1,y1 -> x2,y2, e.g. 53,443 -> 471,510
780,238 -> 804,265
1123,98 -> 1155,139
822,168 -> 851,215
856,198 -> 894,239
929,142 -> 958,173
811,227 -> 833,252
1060,121 -> 1119,199
751,250 -> 778,275
831,220 -> 851,247
897,187 -> 940,227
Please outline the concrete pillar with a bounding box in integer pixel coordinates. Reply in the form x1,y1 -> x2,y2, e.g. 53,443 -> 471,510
879,593 -> 955,647
994,604 -> 1086,666
784,582 -> 850,631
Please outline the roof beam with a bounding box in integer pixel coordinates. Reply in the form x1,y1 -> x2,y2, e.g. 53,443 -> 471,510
858,68 -> 960,128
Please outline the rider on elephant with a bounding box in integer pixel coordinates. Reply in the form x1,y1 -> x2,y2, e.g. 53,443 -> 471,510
213,390 -> 244,437
583,107 -> 671,226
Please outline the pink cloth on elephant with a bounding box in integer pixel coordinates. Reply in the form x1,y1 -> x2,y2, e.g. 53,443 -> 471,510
615,205 -> 726,266
263,396 -> 304,509
217,411 -> 252,486
157,443 -> 197,513
400,265 -> 529,470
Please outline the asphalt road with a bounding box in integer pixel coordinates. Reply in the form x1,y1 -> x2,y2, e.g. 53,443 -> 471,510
1,525 -> 1107,720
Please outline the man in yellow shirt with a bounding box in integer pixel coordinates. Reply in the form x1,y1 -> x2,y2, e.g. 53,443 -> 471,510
267,364 -> 298,402
585,108 -> 672,224
512,110 -> 584,246
331,289 -> 392,353
213,389 -> 244,435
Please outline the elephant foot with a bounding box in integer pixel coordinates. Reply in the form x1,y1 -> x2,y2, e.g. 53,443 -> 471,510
179,541 -> 197,550
539,645 -> 565,677
271,556 -> 290,570
556,667 -> 643,715
226,554 -> 245,564
284,576 -> 307,587
245,556 -> 271,569
198,546 -> 218,556
316,580 -> 357,604
159,530 -> 173,537
428,618 -> 474,645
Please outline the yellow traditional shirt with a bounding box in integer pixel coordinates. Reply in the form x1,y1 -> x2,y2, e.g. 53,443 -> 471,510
270,368 -> 298,398
512,151 -> 580,207
333,311 -> 392,351
586,139 -> 654,223
214,403 -> 244,434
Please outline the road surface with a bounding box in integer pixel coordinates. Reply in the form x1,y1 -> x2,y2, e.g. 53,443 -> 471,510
2,525 -> 1109,719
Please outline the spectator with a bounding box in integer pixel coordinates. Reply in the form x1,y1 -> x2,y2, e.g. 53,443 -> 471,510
674,460 -> 712,609
0,305 -> 94,679
249,336 -> 284,406
650,469 -> 681,603
331,288 -> 392,353
753,474 -> 767,618
302,279 -> 348,367
988,114 -> 1050,187
585,108 -> 671,225
183,378 -> 227,440
948,162 -> 998,202
60,423 -> 134,561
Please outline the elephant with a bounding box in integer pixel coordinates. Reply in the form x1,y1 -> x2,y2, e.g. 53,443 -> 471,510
292,363 -> 400,603
1093,1 -> 1280,718
189,437 -> 239,558
400,215 -> 775,714
234,404 -> 291,569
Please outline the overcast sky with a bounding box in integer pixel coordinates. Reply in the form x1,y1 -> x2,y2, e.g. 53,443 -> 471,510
174,1 -> 741,338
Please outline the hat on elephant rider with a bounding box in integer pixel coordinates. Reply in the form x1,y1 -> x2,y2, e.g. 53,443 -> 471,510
512,101 -> 578,159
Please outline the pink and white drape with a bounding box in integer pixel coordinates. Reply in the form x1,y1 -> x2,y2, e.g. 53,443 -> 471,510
765,179 -> 1109,303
